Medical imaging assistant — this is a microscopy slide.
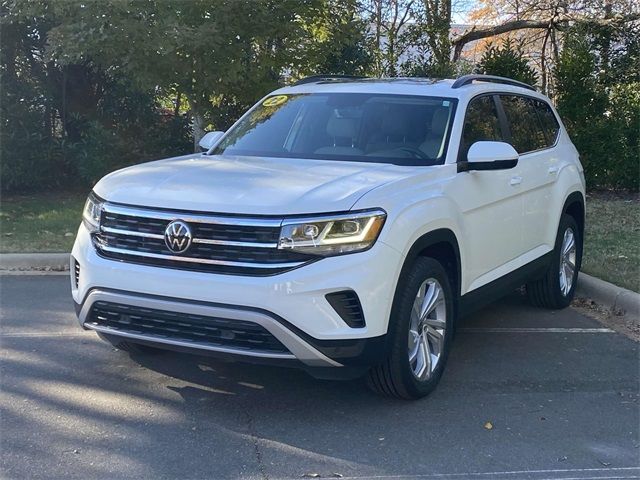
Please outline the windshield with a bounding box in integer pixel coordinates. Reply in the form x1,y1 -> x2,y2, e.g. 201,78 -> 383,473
212,93 -> 457,166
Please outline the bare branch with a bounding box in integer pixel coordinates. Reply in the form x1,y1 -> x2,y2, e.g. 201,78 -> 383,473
451,13 -> 640,61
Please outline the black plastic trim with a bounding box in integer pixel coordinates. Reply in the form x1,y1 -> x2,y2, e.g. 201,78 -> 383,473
452,74 -> 536,91
325,290 -> 366,328
75,288 -> 387,367
459,252 -> 553,317
457,158 -> 518,172
293,74 -> 367,85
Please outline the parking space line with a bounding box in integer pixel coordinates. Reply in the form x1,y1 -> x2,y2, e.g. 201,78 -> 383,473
0,332 -> 89,338
459,327 -> 615,334
0,271 -> 69,276
333,466 -> 640,479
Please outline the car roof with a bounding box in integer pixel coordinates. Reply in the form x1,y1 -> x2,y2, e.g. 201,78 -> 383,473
273,77 -> 550,103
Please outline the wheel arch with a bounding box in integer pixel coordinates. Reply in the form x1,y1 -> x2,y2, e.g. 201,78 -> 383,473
562,191 -> 585,269
396,229 -> 462,312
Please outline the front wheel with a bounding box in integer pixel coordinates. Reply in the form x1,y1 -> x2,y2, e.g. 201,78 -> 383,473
367,257 -> 455,399
527,214 -> 582,309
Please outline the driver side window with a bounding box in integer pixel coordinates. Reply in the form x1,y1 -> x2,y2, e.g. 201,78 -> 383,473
459,95 -> 505,161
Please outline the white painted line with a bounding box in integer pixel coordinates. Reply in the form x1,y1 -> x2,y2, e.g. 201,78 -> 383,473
0,270 -> 69,276
334,466 -> 640,479
459,327 -> 615,334
0,332 -> 89,338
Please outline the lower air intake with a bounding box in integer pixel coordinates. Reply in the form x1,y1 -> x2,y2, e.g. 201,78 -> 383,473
325,290 -> 365,328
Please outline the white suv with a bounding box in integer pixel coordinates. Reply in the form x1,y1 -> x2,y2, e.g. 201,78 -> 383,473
71,75 -> 585,399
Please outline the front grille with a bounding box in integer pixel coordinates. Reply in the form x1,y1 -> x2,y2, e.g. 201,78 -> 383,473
87,301 -> 289,354
93,204 -> 316,275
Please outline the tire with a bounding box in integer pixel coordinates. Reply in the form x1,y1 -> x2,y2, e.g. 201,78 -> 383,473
527,214 -> 582,309
97,333 -> 163,355
367,257 -> 455,400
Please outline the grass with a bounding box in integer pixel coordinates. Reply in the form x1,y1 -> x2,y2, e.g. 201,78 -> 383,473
0,191 -> 86,253
0,189 -> 638,291
582,191 -> 639,292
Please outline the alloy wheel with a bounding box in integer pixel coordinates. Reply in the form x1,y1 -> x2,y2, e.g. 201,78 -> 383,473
559,227 -> 577,296
407,278 -> 447,381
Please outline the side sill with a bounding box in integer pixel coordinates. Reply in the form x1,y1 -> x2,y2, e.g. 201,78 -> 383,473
459,251 -> 553,317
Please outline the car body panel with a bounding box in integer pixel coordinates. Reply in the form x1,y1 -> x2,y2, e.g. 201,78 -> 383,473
73,77 -> 586,370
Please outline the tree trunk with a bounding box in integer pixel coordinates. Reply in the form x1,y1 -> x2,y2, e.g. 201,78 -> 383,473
192,112 -> 206,152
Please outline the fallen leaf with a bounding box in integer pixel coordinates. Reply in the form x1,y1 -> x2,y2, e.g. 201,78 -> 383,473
484,422 -> 493,430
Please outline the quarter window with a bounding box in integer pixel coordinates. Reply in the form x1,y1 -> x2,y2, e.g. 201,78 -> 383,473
460,95 -> 504,160
533,99 -> 560,146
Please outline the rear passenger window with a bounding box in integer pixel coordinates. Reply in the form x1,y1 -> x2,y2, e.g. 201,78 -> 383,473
500,95 -> 547,154
460,95 -> 504,160
533,99 -> 560,146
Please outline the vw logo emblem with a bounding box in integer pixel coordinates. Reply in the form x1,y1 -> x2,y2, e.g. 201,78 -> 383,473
164,220 -> 192,254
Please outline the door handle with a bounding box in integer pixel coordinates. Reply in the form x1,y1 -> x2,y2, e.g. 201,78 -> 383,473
510,176 -> 523,186
548,166 -> 559,175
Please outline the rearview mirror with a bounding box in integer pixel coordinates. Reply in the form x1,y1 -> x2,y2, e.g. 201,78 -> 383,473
458,141 -> 519,172
198,131 -> 224,151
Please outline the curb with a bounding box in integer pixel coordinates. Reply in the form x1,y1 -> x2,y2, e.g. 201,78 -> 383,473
576,272 -> 639,318
0,253 -> 70,271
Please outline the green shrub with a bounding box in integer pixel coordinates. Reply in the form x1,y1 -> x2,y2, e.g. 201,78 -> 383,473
477,39 -> 538,86
555,29 -> 639,191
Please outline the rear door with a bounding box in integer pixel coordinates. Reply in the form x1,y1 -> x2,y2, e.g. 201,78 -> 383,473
498,95 -> 561,256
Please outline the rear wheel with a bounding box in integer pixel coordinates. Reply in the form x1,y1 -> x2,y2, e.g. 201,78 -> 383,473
367,257 -> 455,399
527,214 -> 582,309
97,333 -> 163,355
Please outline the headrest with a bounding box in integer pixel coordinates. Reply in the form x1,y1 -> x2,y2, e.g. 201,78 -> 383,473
431,108 -> 449,136
327,115 -> 358,139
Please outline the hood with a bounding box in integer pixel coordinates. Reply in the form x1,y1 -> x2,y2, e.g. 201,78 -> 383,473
93,154 -> 416,215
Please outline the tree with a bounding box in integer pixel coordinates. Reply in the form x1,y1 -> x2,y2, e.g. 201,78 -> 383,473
555,25 -> 639,190
477,38 -> 538,85
362,0 -> 419,76
46,0 -> 319,147
298,0 -> 373,76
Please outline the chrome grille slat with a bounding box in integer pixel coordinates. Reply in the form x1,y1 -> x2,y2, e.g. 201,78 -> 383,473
103,203 -> 283,227
98,245 -> 306,269
94,203 -> 316,275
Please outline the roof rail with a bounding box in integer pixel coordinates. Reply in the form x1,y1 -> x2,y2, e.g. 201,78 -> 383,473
451,74 -> 536,91
293,75 -> 367,86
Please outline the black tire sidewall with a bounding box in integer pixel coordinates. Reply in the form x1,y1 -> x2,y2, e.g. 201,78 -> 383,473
387,257 -> 455,398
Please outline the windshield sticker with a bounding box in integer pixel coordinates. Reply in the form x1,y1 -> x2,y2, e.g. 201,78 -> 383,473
262,95 -> 289,107
442,101 -> 450,107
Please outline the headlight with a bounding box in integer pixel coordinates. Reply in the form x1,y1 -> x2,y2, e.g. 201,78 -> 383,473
82,193 -> 103,233
278,209 -> 386,256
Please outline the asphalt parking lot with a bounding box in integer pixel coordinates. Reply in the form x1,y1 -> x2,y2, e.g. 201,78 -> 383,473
1,274 -> 638,480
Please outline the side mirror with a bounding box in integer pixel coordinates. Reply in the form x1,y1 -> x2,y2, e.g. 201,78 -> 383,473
458,141 -> 519,172
198,131 -> 224,151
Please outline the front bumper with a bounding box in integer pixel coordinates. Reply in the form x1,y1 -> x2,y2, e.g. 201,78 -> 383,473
71,224 -> 402,369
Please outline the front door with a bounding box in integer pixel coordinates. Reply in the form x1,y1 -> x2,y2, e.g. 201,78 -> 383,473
447,94 -> 525,294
